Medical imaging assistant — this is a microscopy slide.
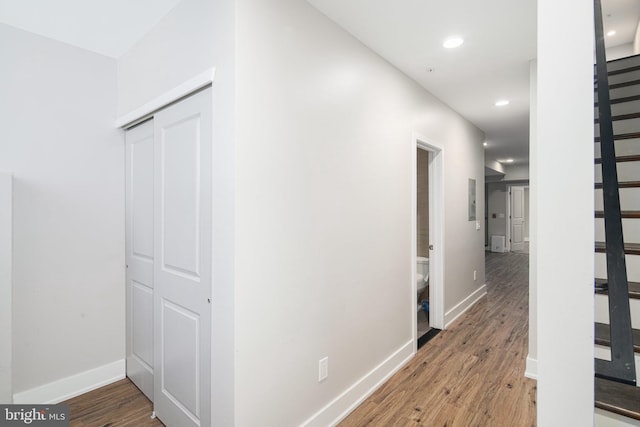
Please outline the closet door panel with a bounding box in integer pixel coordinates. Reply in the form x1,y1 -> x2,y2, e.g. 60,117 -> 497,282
125,120 -> 155,401
161,118 -> 200,277
153,88 -> 212,427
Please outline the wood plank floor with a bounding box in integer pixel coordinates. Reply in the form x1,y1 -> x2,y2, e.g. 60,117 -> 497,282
64,251 -> 534,426
339,251 -> 536,427
64,378 -> 163,426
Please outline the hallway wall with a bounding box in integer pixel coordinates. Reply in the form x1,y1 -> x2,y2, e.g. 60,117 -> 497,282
234,0 -> 485,424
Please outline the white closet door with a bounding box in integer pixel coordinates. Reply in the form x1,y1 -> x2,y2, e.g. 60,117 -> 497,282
125,120 -> 155,400
510,186 -> 525,252
153,88 -> 212,427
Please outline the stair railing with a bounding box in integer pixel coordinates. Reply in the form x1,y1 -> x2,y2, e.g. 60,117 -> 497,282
594,0 -> 637,386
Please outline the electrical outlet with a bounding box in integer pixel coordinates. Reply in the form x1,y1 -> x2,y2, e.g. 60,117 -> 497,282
318,357 -> 328,382
473,270 -> 477,281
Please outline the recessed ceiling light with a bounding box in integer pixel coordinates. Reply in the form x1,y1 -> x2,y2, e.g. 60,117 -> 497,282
503,159 -> 514,163
607,30 -> 616,36
443,37 -> 464,49
483,142 -> 488,147
495,99 -> 510,107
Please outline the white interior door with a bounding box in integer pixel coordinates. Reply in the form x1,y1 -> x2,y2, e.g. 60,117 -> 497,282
153,88 -> 212,427
413,137 -> 445,333
125,120 -> 155,401
510,186 -> 525,252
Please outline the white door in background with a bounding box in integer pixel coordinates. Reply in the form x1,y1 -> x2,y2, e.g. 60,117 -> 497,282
510,186 -> 525,252
153,88 -> 212,427
125,120 -> 155,401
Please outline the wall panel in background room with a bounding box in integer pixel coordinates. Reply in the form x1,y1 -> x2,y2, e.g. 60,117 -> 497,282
0,172 -> 12,403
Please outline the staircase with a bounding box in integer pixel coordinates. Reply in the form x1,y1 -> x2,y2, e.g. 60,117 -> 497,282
593,2 -> 640,422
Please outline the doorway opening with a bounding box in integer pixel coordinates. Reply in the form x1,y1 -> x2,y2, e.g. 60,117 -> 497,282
412,135 -> 444,350
485,182 -> 529,254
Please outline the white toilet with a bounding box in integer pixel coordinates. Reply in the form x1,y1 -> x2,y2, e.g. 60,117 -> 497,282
416,256 -> 430,303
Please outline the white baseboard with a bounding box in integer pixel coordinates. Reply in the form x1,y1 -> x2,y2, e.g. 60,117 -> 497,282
444,285 -> 487,328
301,340 -> 414,427
525,356 -> 538,380
13,359 -> 125,404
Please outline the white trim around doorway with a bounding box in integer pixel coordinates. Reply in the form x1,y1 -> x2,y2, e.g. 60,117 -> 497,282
411,133 -> 445,354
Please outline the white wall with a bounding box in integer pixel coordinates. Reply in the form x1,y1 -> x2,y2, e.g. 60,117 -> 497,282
117,0 -> 217,116
0,24 -> 124,396
0,172 -> 12,403
207,0 -> 236,424
485,159 -> 505,175
607,42 -> 633,61
234,0 -> 485,425
536,0 -> 594,425
503,163 -> 530,181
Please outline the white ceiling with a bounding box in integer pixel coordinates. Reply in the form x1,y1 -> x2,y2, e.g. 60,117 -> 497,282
308,0 -> 640,168
307,0 -> 536,166
1,0 -> 638,167
0,0 -> 182,58
603,0 -> 640,47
